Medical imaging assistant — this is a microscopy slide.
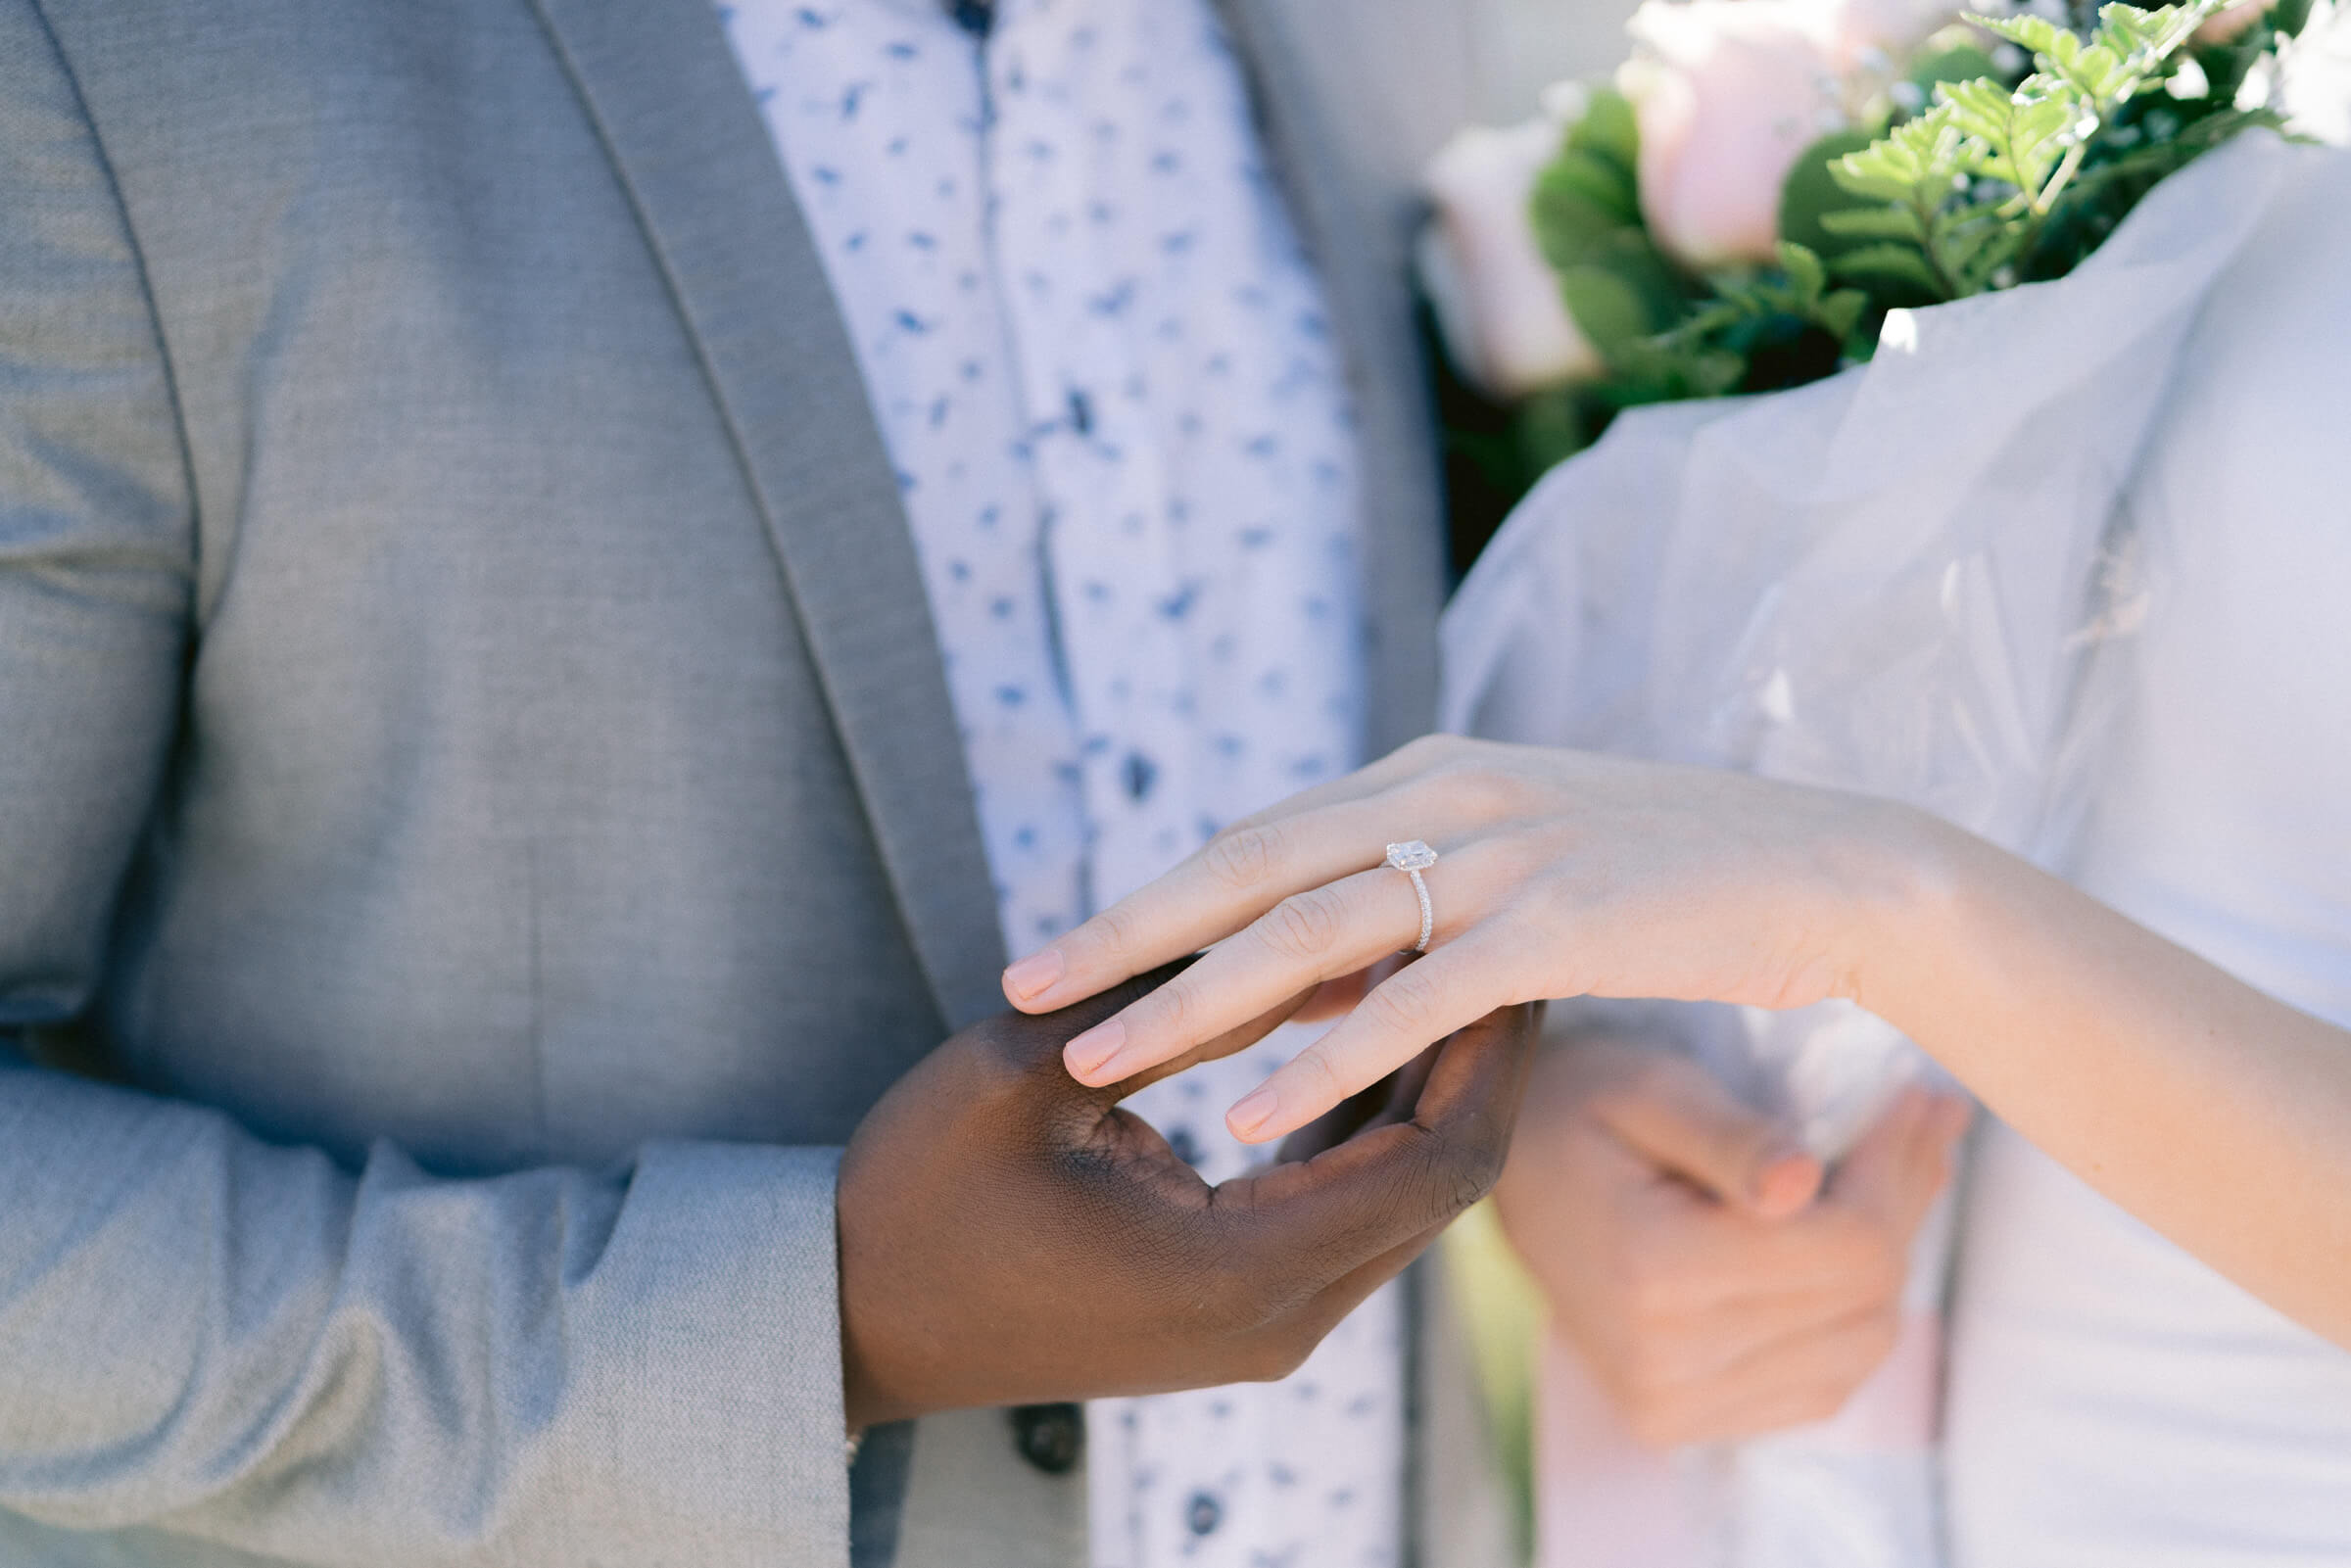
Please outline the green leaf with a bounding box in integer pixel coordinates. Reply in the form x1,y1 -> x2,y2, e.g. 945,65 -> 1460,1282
1975,13 -> 2079,64
1777,128 -> 1888,261
1777,240 -> 1828,305
1479,0 -> 2264,438
1529,169 -> 1636,271
1820,205 -> 1930,240
1525,81 -> 1660,279
1834,107 -> 1967,201
1932,206 -> 2031,292
1908,41 -> 2001,91
1689,351 -> 1750,397
1538,148 -> 1638,223
1512,389 -> 1590,476
1572,85 -> 1642,171
1816,287 -> 1871,341
1559,263 -> 1671,354
1829,242 -> 1949,295
1936,76 -> 2078,193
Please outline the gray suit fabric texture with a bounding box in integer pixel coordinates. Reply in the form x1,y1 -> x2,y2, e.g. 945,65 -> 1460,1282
0,1 -> 1550,1563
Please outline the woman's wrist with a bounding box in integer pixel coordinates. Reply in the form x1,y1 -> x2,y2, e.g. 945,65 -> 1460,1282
1825,796 -> 1977,1029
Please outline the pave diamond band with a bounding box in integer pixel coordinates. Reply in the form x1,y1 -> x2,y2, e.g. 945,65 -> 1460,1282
1384,840 -> 1439,953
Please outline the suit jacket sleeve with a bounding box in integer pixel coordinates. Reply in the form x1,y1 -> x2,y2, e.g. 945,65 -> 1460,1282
0,8 -> 852,1562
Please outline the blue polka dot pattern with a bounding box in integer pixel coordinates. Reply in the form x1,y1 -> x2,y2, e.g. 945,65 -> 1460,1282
722,3 -> 1398,1564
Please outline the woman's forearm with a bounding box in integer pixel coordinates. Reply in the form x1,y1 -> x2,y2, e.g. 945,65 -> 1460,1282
1005,736 -> 2351,1339
1852,809 -> 2351,1344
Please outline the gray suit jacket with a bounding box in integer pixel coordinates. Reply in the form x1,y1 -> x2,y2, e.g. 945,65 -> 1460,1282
0,2 -> 1570,1563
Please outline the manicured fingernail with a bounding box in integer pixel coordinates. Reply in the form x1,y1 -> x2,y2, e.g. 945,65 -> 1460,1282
1004,948 -> 1066,1003
1063,1019 -> 1126,1082
1227,1084 -> 1282,1141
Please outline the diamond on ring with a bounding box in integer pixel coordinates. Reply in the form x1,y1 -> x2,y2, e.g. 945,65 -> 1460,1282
1385,840 -> 1439,953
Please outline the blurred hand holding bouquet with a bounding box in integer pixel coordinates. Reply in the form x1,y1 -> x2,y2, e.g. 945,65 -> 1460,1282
1423,3 -> 2349,1565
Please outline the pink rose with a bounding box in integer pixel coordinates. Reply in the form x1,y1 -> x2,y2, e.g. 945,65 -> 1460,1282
1832,0 -> 1971,60
2196,0 -> 2273,44
1420,105 -> 1606,400
1620,0 -> 1850,269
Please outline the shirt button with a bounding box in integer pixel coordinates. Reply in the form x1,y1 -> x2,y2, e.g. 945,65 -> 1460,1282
1009,1402 -> 1084,1474
1186,1490 -> 1223,1536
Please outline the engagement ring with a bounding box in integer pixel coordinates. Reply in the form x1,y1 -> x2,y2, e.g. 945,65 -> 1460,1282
1385,840 -> 1439,953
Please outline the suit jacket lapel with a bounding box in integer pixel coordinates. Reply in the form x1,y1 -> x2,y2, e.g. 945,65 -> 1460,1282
522,0 -> 1456,1037
527,0 -> 1010,1030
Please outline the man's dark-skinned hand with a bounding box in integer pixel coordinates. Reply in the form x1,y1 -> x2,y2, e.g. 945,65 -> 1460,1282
839,965 -> 1540,1430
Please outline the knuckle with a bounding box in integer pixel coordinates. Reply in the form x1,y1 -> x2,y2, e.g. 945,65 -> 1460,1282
1142,975 -> 1196,1040
1286,1045 -> 1347,1114
1203,823 -> 1284,892
1458,1114 -> 1512,1197
1415,1134 -> 1501,1222
1379,1121 -> 1497,1231
1364,965 -> 1441,1037
1421,759 -> 1517,823
1088,900 -> 1144,964
1261,886 -> 1343,961
1393,734 -> 1458,771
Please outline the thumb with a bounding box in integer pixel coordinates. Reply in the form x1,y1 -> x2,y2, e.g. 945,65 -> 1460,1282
1587,1049 -> 1822,1218
1827,1087 -> 1972,1239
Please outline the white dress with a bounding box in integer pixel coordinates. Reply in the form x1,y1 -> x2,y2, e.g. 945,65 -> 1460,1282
1943,149 -> 2351,1563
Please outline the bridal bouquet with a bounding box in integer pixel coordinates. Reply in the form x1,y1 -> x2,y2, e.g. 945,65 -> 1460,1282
1424,3 -> 2348,1565
1421,0 -> 2346,528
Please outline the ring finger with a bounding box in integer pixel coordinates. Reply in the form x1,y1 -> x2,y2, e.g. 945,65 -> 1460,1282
1062,862 -> 1438,1088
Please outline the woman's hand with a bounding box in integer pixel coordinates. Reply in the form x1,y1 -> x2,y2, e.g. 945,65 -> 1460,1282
1497,1034 -> 1966,1445
1001,736 -> 1923,1144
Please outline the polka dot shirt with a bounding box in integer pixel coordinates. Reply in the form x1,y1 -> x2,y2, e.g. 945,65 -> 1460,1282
720,1 -> 1403,1563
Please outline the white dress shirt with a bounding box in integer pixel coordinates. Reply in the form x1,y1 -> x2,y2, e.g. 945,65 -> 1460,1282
719,2 -> 1404,1564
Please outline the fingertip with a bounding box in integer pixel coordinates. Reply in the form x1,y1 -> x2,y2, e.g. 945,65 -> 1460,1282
1226,1083 -> 1284,1143
1749,1148 -> 1825,1218
1002,946 -> 1068,1009
1061,1018 -> 1127,1085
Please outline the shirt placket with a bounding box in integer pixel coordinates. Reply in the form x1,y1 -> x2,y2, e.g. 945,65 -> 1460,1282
982,0 -> 1205,913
